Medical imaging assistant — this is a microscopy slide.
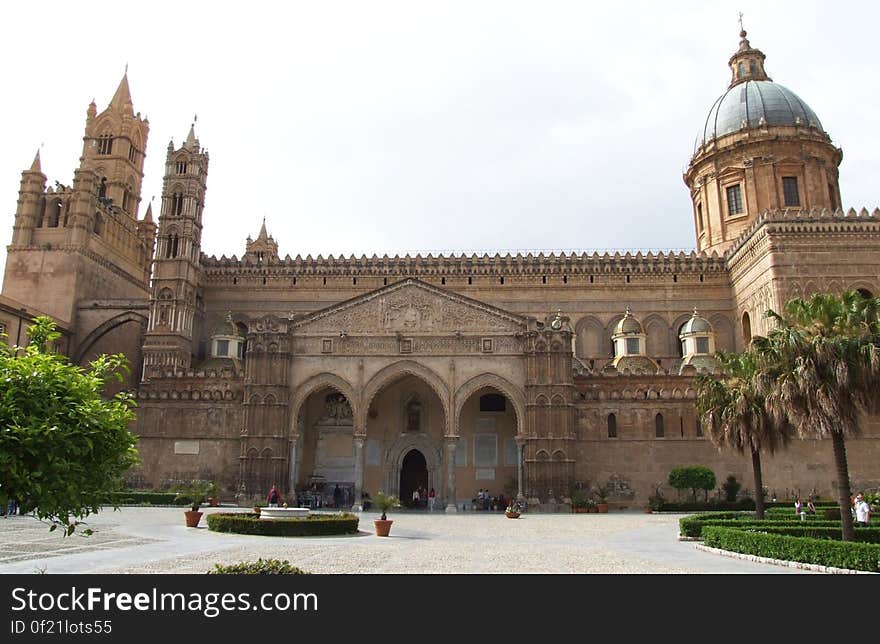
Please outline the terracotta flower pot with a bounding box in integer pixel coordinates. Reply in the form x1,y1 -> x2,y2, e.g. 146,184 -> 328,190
597,503 -> 609,513
253,506 -> 261,516
374,519 -> 393,536
184,510 -> 203,527
505,511 -> 521,519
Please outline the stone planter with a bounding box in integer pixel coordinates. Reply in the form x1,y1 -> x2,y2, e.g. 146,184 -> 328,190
504,511 -> 521,519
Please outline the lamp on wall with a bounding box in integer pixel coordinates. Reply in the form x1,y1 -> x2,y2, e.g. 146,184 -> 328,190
339,330 -> 347,339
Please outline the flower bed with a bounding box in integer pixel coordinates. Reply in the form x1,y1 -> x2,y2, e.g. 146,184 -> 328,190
207,512 -> 359,537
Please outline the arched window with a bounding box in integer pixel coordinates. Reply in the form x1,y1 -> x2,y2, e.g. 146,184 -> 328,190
697,203 -> 704,232
122,187 -> 134,213
93,212 -> 103,236
97,134 -> 113,155
479,394 -> 506,412
607,413 -> 617,438
695,417 -> 703,437
655,413 -> 665,438
172,193 -> 184,216
856,288 -> 874,300
738,62 -> 745,78
176,160 -> 188,175
48,200 -> 62,227
742,312 -> 752,344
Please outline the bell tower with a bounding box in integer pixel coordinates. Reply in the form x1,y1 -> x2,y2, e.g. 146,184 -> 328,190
141,123 -> 209,376
2,74 -> 155,326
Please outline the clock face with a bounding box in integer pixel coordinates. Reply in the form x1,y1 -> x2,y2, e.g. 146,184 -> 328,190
551,318 -> 562,330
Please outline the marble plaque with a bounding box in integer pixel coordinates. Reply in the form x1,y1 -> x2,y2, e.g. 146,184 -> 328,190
504,437 -> 518,466
174,440 -> 199,455
474,434 -> 497,467
475,468 -> 495,480
366,439 -> 382,466
455,438 -> 467,466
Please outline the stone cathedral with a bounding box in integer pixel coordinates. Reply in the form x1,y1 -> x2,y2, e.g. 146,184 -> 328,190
2,30 -> 879,509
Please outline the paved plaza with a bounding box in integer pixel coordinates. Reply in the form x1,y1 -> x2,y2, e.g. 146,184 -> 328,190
0,507 -> 820,575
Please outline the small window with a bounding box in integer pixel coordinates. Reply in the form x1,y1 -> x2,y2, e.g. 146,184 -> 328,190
172,194 -> 184,216
479,394 -> 506,412
695,418 -> 703,437
655,413 -> 665,438
128,144 -> 137,163
97,135 -> 113,155
94,212 -> 103,236
783,176 -> 800,207
625,337 -> 640,355
828,183 -> 837,210
696,337 -> 710,354
697,203 -> 704,232
216,339 -> 229,356
176,161 -> 188,175
742,312 -> 752,344
237,343 -> 244,359
607,413 -> 617,438
726,184 -> 743,216
738,62 -> 745,78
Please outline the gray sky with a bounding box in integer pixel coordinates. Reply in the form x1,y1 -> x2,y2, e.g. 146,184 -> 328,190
1,1 -> 878,282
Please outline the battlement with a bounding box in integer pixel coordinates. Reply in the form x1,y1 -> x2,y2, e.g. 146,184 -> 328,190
201,248 -> 727,278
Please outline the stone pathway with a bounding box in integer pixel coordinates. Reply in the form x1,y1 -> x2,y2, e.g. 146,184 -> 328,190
0,507 -> 817,574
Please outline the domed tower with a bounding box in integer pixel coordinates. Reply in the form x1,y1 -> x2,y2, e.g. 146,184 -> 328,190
684,28 -> 842,255
610,309 -> 658,373
677,309 -> 716,374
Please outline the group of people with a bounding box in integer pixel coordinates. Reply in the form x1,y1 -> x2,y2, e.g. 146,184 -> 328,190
265,483 -> 351,509
410,486 -> 436,510
794,494 -> 872,526
473,489 -> 511,512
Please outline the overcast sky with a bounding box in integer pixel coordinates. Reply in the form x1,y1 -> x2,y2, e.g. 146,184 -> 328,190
1,1 -> 878,282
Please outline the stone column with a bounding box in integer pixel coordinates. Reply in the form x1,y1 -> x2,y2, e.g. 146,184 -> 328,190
352,436 -> 365,512
445,436 -> 458,513
287,434 -> 300,498
516,437 -> 526,499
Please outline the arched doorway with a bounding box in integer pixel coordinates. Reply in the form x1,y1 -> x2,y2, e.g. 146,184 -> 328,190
400,449 -> 428,508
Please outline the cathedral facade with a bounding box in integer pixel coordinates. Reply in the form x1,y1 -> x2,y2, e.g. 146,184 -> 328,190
3,31 -> 879,509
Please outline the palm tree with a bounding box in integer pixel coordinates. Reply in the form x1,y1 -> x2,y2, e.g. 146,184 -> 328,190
695,349 -> 791,519
758,291 -> 880,541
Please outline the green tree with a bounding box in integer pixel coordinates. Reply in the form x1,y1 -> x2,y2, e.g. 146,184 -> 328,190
757,291 -> 880,541
694,350 -> 792,519
667,465 -> 716,502
0,316 -> 139,535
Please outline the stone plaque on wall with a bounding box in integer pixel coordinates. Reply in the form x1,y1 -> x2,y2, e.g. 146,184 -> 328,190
455,438 -> 467,466
504,437 -> 518,466
326,434 -> 353,458
366,439 -> 381,466
475,468 -> 495,480
474,434 -> 497,467
174,440 -> 199,455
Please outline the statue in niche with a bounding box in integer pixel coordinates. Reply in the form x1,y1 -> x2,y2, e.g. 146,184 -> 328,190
406,397 -> 422,433
324,392 -> 352,421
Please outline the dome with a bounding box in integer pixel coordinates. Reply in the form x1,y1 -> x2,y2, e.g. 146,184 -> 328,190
681,310 -> 712,335
697,80 -> 824,149
613,310 -> 644,335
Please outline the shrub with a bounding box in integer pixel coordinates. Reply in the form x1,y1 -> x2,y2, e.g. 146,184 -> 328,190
722,475 -> 741,503
679,516 -> 844,539
702,526 -> 880,573
206,512 -> 359,537
103,491 -> 180,505
208,558 -> 309,574
668,466 -> 716,502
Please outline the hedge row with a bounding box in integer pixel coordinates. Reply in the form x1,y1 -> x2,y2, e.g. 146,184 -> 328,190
755,526 -> 880,544
208,559 -> 309,574
658,499 -> 755,512
702,526 -> 880,573
206,512 -> 359,537
679,516 -> 843,538
103,492 -> 181,505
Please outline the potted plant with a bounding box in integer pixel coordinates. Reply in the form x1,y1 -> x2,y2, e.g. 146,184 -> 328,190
646,494 -> 664,514
505,498 -> 525,518
173,479 -> 217,527
372,491 -> 399,537
594,485 -> 610,513
571,491 -> 589,514
586,498 -> 598,513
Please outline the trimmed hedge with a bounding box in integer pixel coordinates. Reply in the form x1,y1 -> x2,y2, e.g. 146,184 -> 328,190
658,499 -> 755,512
208,558 -> 309,574
679,516 -> 842,538
702,526 -> 880,573
103,491 -> 181,505
207,512 -> 359,537
755,526 -> 880,544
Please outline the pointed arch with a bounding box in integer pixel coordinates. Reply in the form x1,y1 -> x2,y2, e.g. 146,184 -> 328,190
72,311 -> 147,364
289,373 -> 358,437
361,360 -> 449,433
454,373 -> 526,437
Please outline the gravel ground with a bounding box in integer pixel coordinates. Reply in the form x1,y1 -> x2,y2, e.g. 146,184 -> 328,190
0,506 -> 813,574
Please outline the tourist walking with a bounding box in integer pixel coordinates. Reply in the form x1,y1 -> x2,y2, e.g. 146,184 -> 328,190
854,493 -> 871,526
267,485 -> 281,507
428,487 -> 436,511
333,484 -> 342,508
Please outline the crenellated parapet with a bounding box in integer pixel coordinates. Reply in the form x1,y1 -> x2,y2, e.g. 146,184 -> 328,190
137,368 -> 244,401
200,249 -> 726,281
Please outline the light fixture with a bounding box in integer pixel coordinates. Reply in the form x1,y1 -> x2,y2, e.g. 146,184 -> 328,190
339,331 -> 347,339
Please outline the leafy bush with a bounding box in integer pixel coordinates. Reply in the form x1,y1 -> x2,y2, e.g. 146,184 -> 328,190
208,558 -> 309,574
668,466 -> 716,502
657,498 -> 755,513
206,512 -> 359,537
171,480 -> 216,511
679,515 -> 843,538
722,475 -> 741,503
702,526 -> 880,573
103,491 -> 180,505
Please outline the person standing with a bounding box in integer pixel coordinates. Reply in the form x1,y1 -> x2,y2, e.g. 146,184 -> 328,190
333,484 -> 342,509
854,493 -> 871,526
267,485 -> 281,507
428,487 -> 436,511
412,487 -> 420,508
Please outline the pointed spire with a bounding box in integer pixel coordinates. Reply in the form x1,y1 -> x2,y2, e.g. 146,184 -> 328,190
184,115 -> 199,151
29,149 -> 42,173
109,72 -> 134,114
258,217 -> 269,240
143,200 -> 154,223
